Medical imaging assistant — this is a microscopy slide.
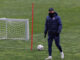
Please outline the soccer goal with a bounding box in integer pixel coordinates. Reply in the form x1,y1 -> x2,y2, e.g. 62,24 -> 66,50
0,18 -> 29,40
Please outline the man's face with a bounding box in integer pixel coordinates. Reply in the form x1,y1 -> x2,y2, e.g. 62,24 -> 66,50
48,11 -> 55,18
49,11 -> 54,13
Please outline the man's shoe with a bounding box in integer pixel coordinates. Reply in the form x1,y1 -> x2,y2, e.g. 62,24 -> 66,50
45,56 -> 52,60
61,52 -> 64,59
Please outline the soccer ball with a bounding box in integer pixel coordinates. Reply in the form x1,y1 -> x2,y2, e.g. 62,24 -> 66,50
37,44 -> 44,51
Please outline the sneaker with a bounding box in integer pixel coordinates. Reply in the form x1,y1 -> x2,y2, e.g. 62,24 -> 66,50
45,56 -> 52,60
61,52 -> 64,59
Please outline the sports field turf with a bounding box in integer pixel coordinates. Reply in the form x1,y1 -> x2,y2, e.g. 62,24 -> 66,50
0,0 -> 80,60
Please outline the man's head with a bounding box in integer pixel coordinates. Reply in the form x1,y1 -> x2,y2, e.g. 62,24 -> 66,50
48,8 -> 55,18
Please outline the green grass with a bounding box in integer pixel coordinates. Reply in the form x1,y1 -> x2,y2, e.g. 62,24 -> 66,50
0,0 -> 80,60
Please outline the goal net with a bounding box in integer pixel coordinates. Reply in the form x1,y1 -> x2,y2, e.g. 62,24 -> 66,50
0,18 -> 29,40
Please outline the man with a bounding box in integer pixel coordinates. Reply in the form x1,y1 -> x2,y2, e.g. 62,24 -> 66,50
44,8 -> 64,60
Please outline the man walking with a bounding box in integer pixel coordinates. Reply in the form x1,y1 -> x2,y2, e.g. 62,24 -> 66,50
44,8 -> 64,60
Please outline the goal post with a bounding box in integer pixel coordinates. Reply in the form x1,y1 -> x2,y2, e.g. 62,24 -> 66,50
0,18 -> 29,40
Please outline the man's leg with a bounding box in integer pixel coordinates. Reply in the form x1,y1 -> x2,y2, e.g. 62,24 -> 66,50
45,33 -> 53,60
55,34 -> 62,52
54,34 -> 64,59
48,37 -> 53,56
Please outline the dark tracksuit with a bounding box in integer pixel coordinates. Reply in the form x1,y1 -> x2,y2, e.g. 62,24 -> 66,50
44,12 -> 62,56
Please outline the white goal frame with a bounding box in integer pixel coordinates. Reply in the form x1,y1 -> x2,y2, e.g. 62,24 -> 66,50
0,18 -> 29,40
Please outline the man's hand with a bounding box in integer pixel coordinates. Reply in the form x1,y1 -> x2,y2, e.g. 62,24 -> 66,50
44,34 -> 46,38
55,32 -> 59,36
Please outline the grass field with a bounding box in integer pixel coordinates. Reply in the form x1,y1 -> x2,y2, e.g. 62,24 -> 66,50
0,0 -> 80,60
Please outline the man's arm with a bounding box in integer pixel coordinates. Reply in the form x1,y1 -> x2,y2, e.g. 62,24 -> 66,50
57,16 -> 62,33
44,17 -> 48,38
